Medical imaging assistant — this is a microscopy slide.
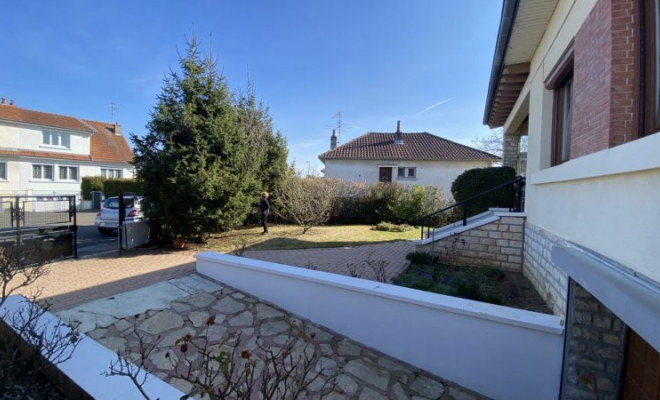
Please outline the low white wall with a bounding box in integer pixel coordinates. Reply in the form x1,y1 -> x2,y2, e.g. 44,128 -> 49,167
0,295 -> 186,400
196,252 -> 564,400
122,221 -> 150,249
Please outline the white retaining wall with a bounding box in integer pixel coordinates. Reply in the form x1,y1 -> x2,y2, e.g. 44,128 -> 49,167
0,295 -> 186,400
196,252 -> 565,400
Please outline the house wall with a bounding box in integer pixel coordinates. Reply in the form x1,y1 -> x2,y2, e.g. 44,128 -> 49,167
1,121 -> 91,156
0,158 -> 133,196
501,0 -> 660,318
323,159 -> 492,199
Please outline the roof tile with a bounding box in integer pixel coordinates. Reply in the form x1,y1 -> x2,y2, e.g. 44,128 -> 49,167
318,132 -> 499,161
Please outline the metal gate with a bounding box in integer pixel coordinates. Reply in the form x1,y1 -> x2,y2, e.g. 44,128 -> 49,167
0,195 -> 78,263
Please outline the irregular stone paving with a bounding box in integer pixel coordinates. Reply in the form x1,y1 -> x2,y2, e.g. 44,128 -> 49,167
243,241 -> 416,283
72,274 -> 489,400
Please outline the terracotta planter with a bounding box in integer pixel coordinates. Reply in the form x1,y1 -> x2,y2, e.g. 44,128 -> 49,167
172,238 -> 187,250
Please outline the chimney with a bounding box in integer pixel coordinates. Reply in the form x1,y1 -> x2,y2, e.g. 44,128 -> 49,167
0,98 -> 5,105
394,120 -> 403,144
9,100 -> 14,107
330,129 -> 337,149
113,123 -> 122,135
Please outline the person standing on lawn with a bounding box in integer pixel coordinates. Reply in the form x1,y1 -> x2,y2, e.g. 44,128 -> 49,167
260,192 -> 270,234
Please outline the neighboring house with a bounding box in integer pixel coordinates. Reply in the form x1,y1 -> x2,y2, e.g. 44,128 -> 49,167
0,100 -> 134,201
318,121 -> 499,198
485,0 -> 660,398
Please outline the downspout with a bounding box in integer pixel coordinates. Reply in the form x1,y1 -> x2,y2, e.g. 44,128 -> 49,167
483,0 -> 521,126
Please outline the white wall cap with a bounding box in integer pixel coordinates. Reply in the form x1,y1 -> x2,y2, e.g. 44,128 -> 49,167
195,252 -> 564,335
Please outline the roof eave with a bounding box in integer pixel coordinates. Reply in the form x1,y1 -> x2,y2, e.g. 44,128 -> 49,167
483,0 -> 520,126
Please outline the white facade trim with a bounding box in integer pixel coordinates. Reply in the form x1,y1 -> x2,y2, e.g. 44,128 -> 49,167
530,132 -> 660,185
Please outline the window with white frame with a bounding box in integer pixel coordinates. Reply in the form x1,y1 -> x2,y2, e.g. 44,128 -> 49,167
59,166 -> 79,181
0,162 -> 6,180
101,168 -> 122,178
42,130 -> 71,148
32,164 -> 54,180
397,167 -> 416,179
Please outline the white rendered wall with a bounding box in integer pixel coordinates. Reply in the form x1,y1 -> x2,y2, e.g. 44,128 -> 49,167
528,134 -> 660,285
0,122 -> 91,156
503,0 -> 660,285
196,252 -> 564,400
323,159 -> 492,199
0,295 -> 186,400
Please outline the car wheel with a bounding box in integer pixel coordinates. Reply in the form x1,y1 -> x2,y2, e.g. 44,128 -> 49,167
98,227 -> 113,235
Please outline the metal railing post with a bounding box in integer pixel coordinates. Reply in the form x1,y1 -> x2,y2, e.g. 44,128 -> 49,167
462,203 -> 468,226
72,196 -> 78,259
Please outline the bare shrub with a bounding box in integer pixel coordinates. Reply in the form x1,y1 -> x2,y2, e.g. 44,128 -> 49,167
364,250 -> 390,283
274,169 -> 339,234
108,315 -> 337,399
0,245 -> 81,398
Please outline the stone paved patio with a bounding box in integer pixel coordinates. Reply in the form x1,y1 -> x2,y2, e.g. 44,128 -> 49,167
57,273 -> 488,400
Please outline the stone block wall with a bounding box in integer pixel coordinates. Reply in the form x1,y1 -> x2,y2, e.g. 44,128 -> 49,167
418,215 -> 525,272
561,281 -> 627,400
523,222 -> 569,317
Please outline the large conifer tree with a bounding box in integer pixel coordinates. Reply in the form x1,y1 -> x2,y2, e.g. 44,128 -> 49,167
132,36 -> 279,239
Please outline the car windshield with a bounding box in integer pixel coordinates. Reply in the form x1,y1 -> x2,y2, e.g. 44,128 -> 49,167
103,197 -> 136,210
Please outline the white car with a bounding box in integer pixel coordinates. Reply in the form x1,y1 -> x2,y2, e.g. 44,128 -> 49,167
94,196 -> 144,235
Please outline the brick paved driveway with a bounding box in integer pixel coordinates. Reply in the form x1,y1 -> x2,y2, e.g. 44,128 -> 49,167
243,241 -> 415,282
14,241 -> 415,312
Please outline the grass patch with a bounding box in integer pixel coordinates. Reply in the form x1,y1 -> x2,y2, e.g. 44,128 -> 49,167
202,224 -> 421,253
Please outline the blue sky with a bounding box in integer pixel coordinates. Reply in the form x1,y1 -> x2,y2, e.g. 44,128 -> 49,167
0,1 -> 502,170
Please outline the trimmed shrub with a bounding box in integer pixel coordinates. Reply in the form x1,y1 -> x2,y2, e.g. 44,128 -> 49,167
450,166 -> 516,217
405,251 -> 439,265
375,222 -> 413,232
81,176 -> 106,200
103,179 -> 143,197
330,182 -> 447,225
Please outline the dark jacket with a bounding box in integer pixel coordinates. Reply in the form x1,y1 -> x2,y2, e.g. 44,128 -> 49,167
260,198 -> 270,215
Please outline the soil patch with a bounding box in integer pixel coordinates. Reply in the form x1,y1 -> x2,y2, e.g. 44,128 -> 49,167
393,262 -> 553,314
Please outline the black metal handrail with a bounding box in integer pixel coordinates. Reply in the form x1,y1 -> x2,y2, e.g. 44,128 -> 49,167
412,176 -> 525,240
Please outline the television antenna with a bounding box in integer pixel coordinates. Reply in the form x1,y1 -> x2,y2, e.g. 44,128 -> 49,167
333,111 -> 345,145
108,101 -> 118,123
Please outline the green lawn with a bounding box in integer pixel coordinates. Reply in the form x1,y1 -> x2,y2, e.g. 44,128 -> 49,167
204,224 -> 421,253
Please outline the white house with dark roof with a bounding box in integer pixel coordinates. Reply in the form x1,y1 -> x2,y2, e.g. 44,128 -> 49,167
318,121 -> 499,198
0,99 -> 134,200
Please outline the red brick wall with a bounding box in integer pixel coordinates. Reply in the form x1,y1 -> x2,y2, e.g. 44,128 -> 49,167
570,0 -> 638,159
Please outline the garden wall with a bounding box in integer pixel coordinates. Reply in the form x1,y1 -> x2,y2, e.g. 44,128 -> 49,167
0,295 -> 186,400
196,252 -> 565,400
417,214 -> 526,271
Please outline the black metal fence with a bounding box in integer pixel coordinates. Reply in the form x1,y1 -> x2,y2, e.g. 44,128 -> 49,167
0,195 -> 78,262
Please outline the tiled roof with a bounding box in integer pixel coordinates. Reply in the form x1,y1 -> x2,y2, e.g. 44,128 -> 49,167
84,120 -> 134,163
0,105 -> 133,164
318,132 -> 500,161
0,105 -> 94,133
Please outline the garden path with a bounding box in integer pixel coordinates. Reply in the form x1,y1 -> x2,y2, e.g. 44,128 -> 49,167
243,241 -> 416,282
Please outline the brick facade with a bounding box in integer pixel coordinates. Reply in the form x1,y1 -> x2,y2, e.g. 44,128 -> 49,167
418,216 -> 525,272
571,0 -> 638,159
522,222 -> 569,317
561,281 -> 628,400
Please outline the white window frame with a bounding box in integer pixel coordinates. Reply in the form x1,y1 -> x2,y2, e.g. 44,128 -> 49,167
58,165 -> 79,181
32,164 -> 54,181
101,168 -> 123,178
41,130 -> 71,149
0,161 -> 6,180
397,166 -> 417,179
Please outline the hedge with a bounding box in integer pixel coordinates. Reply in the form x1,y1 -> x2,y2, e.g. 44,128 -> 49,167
450,166 -> 517,217
80,176 -> 106,200
103,179 -> 143,197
